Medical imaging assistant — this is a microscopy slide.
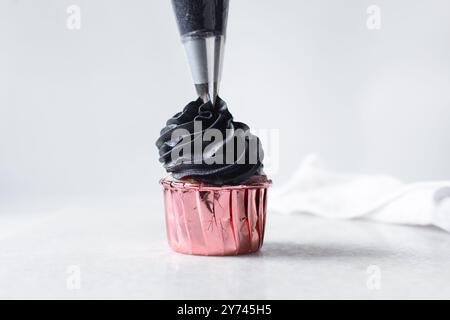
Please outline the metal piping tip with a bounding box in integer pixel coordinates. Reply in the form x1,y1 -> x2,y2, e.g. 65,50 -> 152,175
195,82 -> 219,105
183,35 -> 224,106
171,0 -> 229,106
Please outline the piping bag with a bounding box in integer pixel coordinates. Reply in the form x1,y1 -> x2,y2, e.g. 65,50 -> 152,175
171,0 -> 229,105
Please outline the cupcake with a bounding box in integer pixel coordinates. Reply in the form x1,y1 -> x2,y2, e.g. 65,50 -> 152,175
156,97 -> 271,256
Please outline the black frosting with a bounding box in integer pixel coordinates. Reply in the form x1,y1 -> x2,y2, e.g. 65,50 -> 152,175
156,98 -> 264,185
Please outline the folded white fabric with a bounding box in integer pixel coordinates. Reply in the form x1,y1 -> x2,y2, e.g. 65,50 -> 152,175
269,155 -> 450,233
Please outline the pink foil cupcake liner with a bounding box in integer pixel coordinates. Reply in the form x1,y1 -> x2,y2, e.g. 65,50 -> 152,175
161,176 -> 271,256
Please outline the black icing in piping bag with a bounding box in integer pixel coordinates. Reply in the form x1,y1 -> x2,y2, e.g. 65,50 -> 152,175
171,0 -> 229,105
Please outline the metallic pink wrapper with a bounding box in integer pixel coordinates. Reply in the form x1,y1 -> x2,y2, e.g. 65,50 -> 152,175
161,176 -> 271,256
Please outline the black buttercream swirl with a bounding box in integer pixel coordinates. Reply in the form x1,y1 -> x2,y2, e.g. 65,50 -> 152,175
156,97 -> 264,185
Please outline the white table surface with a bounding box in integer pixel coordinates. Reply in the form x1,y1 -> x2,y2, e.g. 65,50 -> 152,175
1,195 -> 449,300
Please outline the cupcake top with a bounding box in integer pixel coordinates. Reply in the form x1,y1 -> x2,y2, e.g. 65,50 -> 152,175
156,97 -> 264,185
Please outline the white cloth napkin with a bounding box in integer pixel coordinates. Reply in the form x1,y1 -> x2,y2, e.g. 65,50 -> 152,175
269,155 -> 450,232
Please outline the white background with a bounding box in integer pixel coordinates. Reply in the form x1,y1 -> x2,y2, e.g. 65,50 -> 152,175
1,0 -> 450,299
